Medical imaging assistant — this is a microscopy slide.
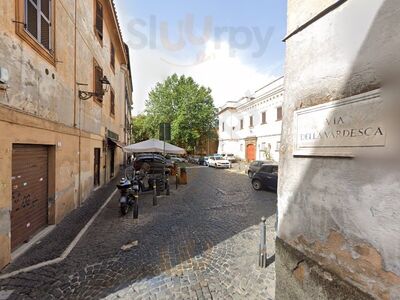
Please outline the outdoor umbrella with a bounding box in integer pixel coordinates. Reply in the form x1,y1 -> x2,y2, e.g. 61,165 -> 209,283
123,139 -> 186,155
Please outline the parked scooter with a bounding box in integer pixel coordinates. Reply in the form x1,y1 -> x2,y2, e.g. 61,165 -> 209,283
117,177 -> 139,218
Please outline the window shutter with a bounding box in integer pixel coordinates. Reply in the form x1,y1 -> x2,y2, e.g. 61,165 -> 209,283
26,0 -> 38,39
40,17 -> 50,50
40,0 -> 51,50
110,43 -> 115,69
110,90 -> 115,116
95,1 -> 103,40
41,0 -> 50,18
95,65 -> 103,100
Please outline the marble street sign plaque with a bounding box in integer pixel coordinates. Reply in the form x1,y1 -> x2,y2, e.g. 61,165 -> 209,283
293,90 -> 386,157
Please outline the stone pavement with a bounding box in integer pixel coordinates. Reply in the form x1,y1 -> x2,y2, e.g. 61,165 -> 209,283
0,167 -> 277,299
1,175 -> 123,273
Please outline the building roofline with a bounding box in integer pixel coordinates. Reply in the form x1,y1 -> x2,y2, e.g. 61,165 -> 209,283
218,76 -> 284,112
108,0 -> 128,65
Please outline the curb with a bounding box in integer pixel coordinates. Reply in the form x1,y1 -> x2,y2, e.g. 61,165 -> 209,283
0,189 -> 118,280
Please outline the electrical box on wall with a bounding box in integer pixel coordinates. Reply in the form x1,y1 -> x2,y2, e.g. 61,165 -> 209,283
0,67 -> 10,84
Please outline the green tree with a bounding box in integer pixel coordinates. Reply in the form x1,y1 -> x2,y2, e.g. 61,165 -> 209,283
131,114 -> 156,143
145,74 -> 217,152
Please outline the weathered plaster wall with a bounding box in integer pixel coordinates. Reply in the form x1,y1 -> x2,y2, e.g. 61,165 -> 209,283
286,0 -> 338,34
0,0 -> 75,126
278,0 -> 400,299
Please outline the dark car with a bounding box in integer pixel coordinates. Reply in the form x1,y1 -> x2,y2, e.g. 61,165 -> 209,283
251,165 -> 278,191
198,156 -> 206,165
247,160 -> 274,178
133,154 -> 166,173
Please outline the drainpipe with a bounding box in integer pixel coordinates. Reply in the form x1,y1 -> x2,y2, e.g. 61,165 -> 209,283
73,0 -> 77,127
74,0 -> 82,207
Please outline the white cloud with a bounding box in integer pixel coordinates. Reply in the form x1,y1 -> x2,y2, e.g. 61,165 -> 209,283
129,41 -> 277,115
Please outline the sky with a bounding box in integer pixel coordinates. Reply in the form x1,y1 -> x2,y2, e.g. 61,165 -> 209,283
114,0 -> 287,115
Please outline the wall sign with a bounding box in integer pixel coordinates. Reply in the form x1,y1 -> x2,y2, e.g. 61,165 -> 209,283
294,90 -> 386,157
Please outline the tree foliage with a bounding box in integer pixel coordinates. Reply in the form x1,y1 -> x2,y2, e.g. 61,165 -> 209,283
131,114 -> 156,143
143,74 -> 217,152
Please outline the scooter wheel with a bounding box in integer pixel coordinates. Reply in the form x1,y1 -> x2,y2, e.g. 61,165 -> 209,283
120,204 -> 129,216
133,201 -> 139,219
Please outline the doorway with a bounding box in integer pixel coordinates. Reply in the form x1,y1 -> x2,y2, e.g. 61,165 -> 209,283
246,144 -> 256,161
94,148 -> 101,187
11,145 -> 49,250
109,147 -> 115,178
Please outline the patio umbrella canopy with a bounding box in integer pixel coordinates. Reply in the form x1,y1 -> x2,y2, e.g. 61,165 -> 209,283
124,139 -> 186,155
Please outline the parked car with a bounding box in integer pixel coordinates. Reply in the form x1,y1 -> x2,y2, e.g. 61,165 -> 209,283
198,156 -> 206,165
247,160 -> 274,178
133,154 -> 166,171
222,154 -> 236,163
208,156 -> 231,168
204,156 -> 210,166
169,155 -> 186,163
251,164 -> 278,191
163,156 -> 174,168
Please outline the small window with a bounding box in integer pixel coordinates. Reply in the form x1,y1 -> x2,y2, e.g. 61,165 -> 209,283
110,43 -> 115,70
95,0 -> 103,42
249,116 -> 254,128
25,0 -> 52,51
110,88 -> 115,117
94,61 -> 103,102
261,112 -> 266,124
240,119 -> 244,130
222,122 -> 225,132
277,107 -> 283,121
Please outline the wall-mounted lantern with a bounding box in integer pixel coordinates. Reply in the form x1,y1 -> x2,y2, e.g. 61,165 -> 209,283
77,76 -> 110,101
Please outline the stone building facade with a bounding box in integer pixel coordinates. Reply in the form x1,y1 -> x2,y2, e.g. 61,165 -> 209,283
277,0 -> 400,299
0,0 -> 132,269
218,77 -> 284,162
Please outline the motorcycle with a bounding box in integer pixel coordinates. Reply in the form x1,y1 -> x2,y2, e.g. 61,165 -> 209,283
117,177 -> 139,218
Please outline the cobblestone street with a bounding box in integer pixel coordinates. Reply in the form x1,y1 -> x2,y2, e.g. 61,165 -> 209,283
0,167 -> 277,299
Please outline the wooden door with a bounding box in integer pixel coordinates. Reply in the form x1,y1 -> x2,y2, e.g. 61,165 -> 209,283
246,144 -> 256,161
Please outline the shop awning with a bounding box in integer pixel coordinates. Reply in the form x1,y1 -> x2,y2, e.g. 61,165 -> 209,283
123,139 -> 186,154
107,138 -> 126,149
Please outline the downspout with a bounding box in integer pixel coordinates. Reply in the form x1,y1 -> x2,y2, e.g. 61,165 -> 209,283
74,0 -> 82,207
73,0 -> 77,127
123,68 -> 127,165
